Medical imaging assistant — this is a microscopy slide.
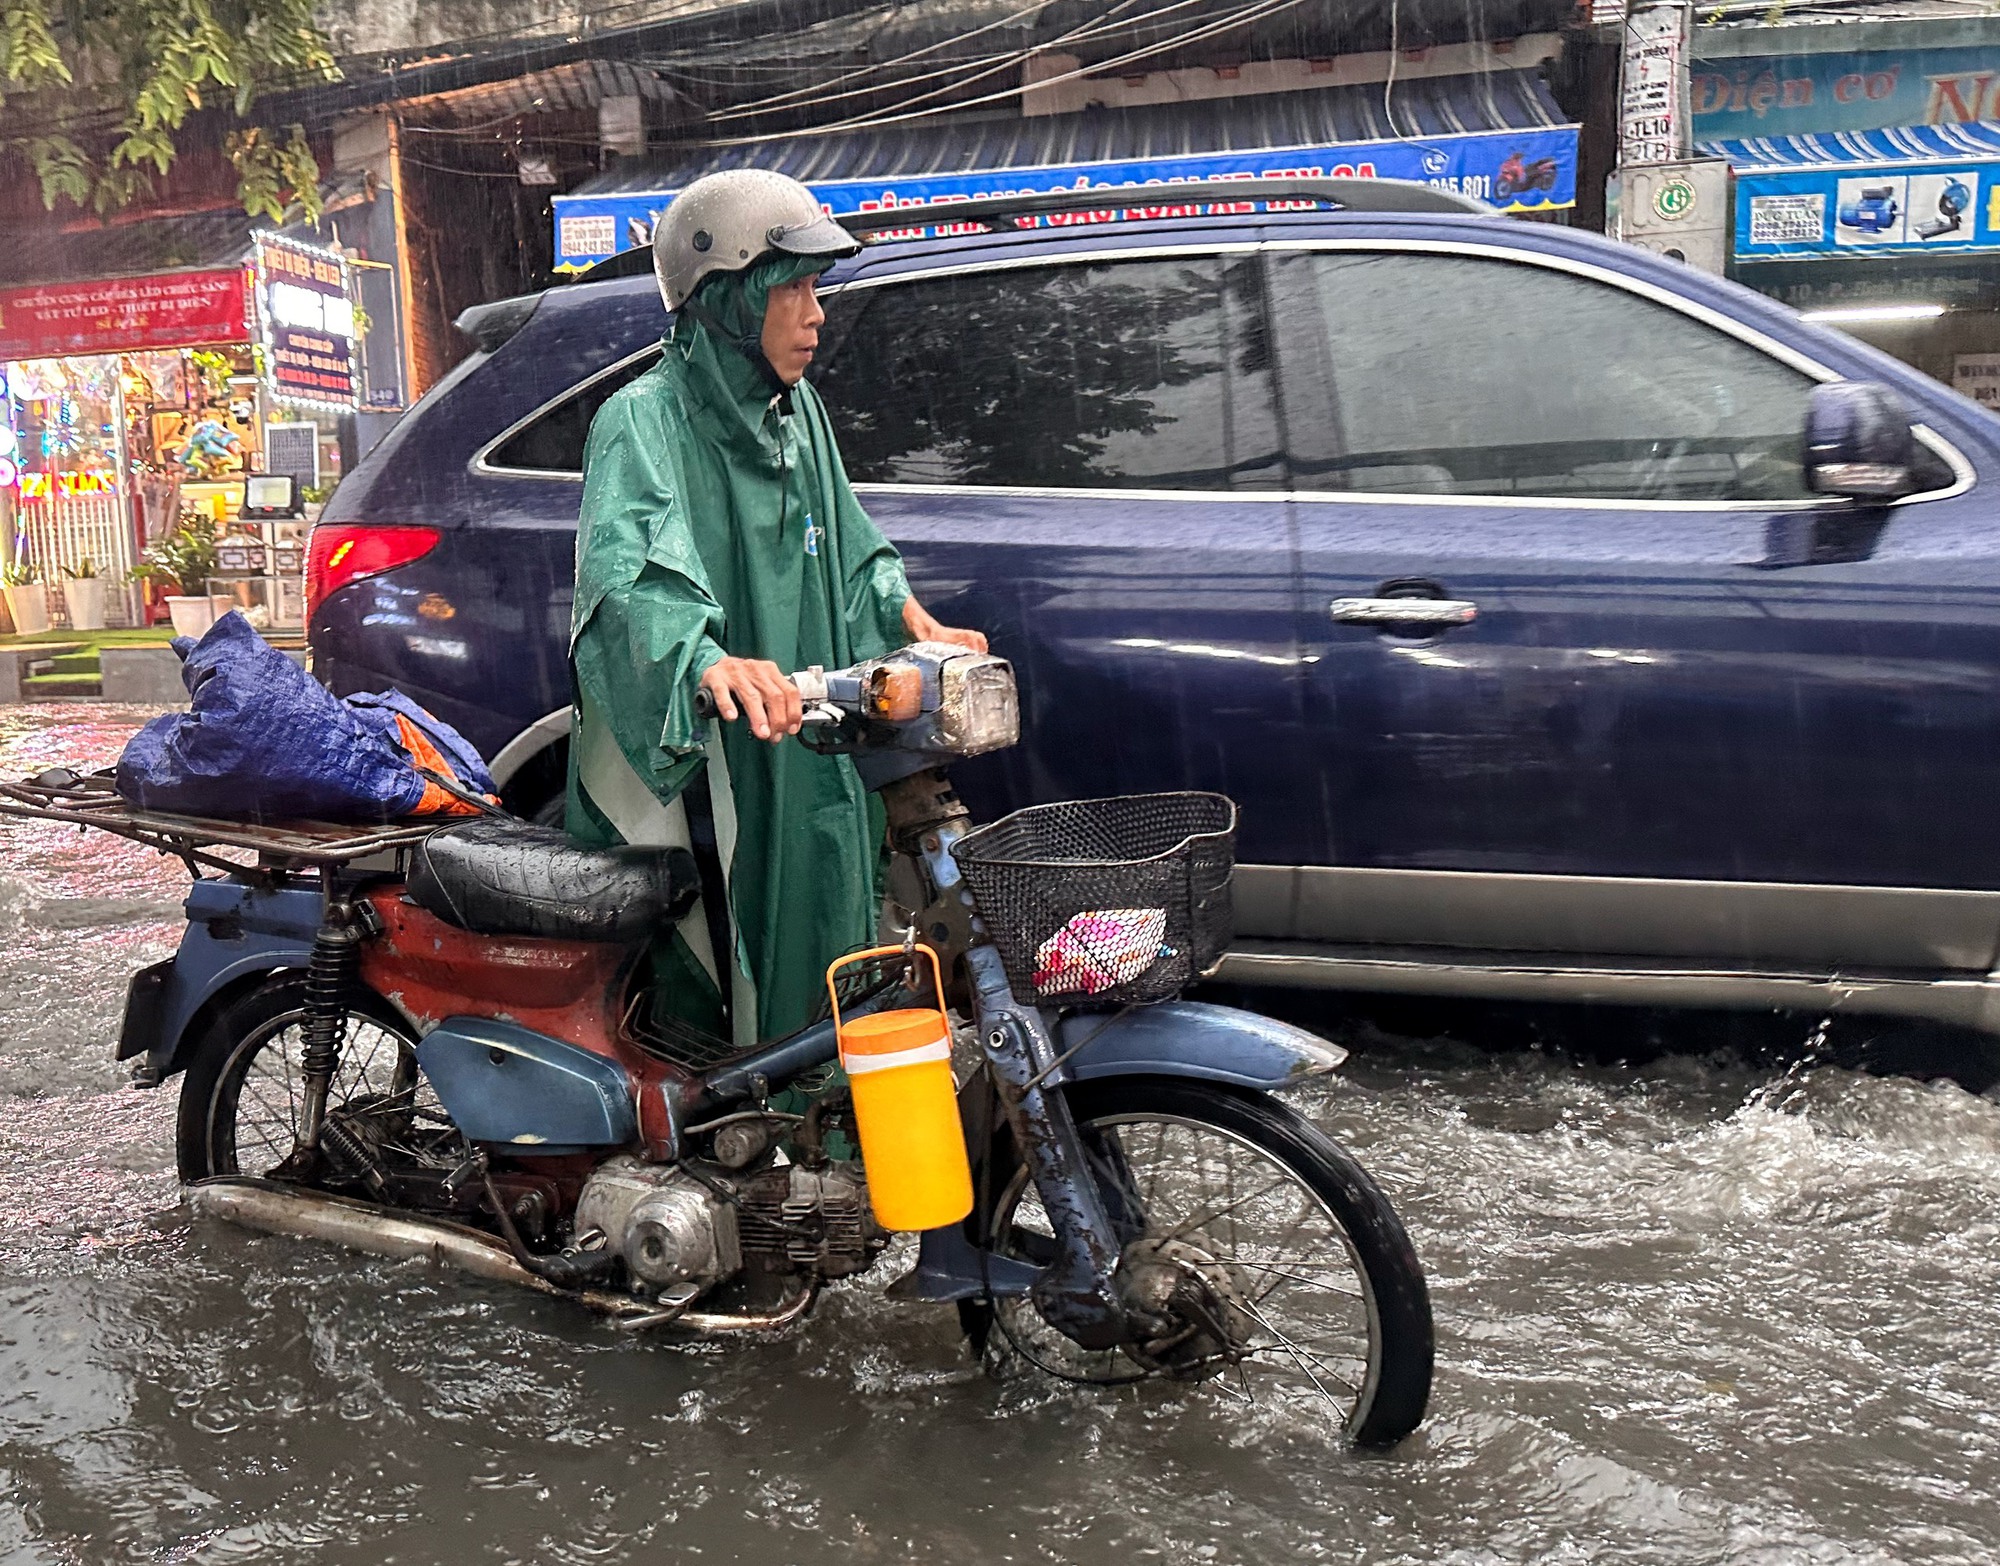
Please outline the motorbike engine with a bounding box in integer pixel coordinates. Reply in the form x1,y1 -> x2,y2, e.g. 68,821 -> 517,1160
573,1157 -> 741,1299
735,1162 -> 886,1280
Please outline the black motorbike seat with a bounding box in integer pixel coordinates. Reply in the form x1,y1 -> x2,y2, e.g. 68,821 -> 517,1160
407,816 -> 700,944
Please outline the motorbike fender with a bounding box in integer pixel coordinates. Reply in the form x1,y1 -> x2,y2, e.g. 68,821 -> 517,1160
127,878 -> 321,1081
1052,1000 -> 1346,1090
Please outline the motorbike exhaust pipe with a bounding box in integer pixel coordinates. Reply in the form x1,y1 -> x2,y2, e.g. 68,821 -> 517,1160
185,1178 -> 814,1334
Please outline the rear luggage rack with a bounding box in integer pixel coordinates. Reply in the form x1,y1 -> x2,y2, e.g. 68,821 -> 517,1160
0,770 -> 439,879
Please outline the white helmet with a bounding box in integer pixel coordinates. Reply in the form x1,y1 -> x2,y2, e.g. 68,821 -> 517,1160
652,168 -> 859,311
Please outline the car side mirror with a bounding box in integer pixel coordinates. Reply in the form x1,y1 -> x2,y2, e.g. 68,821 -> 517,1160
1805,381 -> 1917,500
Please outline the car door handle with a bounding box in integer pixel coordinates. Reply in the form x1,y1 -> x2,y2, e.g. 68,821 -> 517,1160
1328,597 -> 1479,627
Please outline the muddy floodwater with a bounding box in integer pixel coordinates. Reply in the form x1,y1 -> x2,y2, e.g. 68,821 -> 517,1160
3,704 -> 1998,1565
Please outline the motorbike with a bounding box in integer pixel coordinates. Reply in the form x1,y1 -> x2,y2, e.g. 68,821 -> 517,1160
59,643 -> 1433,1442
1496,150 -> 1559,200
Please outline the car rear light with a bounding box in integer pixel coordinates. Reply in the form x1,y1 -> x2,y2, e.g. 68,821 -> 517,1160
304,524 -> 442,627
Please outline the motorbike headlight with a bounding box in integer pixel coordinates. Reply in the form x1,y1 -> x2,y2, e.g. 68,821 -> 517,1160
936,655 -> 1019,755
865,662 -> 925,723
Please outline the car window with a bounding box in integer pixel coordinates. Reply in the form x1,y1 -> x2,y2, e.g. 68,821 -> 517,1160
485,347 -> 661,473
810,254 -> 1282,491
1270,250 -> 1822,503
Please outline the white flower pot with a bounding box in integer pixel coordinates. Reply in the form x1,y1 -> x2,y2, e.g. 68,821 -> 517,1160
61,577 -> 106,631
165,594 -> 231,638
4,583 -> 50,636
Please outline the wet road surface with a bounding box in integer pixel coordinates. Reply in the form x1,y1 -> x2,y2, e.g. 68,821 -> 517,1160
3,705 -> 1997,1564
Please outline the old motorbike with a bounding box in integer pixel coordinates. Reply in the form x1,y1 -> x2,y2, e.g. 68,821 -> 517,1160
94,643 -> 1432,1442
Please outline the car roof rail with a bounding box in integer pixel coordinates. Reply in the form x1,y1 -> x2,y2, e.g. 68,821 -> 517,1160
840,175 -> 1491,234
572,175 -> 1487,284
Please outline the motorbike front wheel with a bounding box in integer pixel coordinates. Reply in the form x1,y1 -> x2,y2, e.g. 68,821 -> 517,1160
977,1076 -> 1434,1445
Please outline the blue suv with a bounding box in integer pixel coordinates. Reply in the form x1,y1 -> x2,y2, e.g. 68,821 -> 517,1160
309,181 -> 2000,1053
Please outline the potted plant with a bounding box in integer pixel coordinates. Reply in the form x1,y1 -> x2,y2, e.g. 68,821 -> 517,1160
2,559 -> 49,636
131,517 -> 227,637
60,559 -> 106,631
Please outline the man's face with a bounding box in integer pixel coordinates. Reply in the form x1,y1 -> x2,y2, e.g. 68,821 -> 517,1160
761,274 -> 826,387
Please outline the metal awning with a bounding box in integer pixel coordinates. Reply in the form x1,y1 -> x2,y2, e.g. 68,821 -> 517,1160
395,60 -> 677,128
1701,123 -> 2000,170
553,68 -> 1577,270
0,171 -> 371,290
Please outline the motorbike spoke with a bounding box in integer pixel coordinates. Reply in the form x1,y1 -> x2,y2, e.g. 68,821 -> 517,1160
1235,1297 -> 1358,1405
1156,1172 -> 1295,1248
1228,1258 -> 1365,1300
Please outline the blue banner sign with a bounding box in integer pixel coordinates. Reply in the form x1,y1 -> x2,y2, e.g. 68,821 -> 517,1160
550,126 -> 1578,271
1736,156 -> 2000,259
1693,45 -> 2000,141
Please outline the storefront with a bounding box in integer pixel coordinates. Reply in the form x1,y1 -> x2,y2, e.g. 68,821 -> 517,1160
1692,21 -> 2000,397
552,68 -> 1580,272
0,233 -> 357,633
1703,122 -> 2000,398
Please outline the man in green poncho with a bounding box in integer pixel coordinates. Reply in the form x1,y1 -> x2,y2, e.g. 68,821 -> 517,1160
566,169 -> 986,1053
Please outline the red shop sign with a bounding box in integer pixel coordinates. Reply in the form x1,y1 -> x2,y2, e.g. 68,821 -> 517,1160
0,267 -> 249,359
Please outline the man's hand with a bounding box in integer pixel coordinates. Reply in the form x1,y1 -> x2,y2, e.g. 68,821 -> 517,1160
903,597 -> 988,654
700,657 -> 803,742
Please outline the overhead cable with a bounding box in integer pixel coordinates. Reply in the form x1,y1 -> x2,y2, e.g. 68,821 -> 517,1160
706,0 -> 1312,143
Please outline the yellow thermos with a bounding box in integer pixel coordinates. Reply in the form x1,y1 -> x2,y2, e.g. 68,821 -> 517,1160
826,944 -> 974,1232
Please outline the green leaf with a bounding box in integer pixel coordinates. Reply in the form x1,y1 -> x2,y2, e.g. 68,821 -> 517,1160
4,0 -> 332,216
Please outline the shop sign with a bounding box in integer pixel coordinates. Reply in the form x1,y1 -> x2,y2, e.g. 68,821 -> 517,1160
1693,44 -> 2000,141
1953,353 -> 2000,410
19,471 -> 116,499
1736,159 -> 2000,258
0,269 -> 249,360
551,125 -> 1581,270
253,235 -> 356,410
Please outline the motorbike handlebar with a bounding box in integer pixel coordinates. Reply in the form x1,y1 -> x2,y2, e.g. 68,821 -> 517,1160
693,668 -> 838,727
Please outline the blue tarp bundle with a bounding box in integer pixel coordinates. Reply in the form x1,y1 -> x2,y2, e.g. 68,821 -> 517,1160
115,611 -> 495,822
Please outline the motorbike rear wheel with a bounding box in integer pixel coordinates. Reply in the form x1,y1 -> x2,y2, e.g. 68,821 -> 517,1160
976,1076 -> 1433,1446
176,974 -> 456,1184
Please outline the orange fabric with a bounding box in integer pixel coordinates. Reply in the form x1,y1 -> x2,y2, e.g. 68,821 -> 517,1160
394,713 -> 494,817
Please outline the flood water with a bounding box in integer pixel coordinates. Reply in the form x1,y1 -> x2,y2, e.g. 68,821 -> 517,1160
3,704 -> 1997,1565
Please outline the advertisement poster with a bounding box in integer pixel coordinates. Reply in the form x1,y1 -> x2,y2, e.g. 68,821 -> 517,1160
1737,160 -> 1996,258
552,125 -> 1580,271
0,269 -> 248,359
254,236 -> 356,409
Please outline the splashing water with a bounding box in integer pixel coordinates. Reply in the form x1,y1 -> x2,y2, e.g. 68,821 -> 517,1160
2,707 -> 1997,1564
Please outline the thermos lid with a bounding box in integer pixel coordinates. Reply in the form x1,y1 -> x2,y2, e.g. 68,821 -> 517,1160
838,1007 -> 950,1070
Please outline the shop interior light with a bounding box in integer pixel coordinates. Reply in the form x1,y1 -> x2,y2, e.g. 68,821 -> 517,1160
1800,303 -> 1948,324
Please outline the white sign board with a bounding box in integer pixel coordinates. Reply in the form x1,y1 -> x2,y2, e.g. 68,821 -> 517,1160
1622,4 -> 1688,166
1953,353 -> 2000,410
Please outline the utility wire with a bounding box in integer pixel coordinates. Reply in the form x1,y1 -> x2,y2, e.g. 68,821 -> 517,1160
700,0 -> 1247,125
705,0 -> 1311,143
705,0 -> 1050,119
705,0 -> 1245,138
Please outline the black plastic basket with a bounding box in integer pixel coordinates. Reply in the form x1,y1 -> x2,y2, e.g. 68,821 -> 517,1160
951,792 -> 1237,1007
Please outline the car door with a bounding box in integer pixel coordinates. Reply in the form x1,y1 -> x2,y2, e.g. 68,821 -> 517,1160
1257,238 -> 2000,972
809,247 -> 1310,880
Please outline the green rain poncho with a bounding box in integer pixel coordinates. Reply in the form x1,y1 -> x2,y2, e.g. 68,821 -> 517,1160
566,255 -> 912,1048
